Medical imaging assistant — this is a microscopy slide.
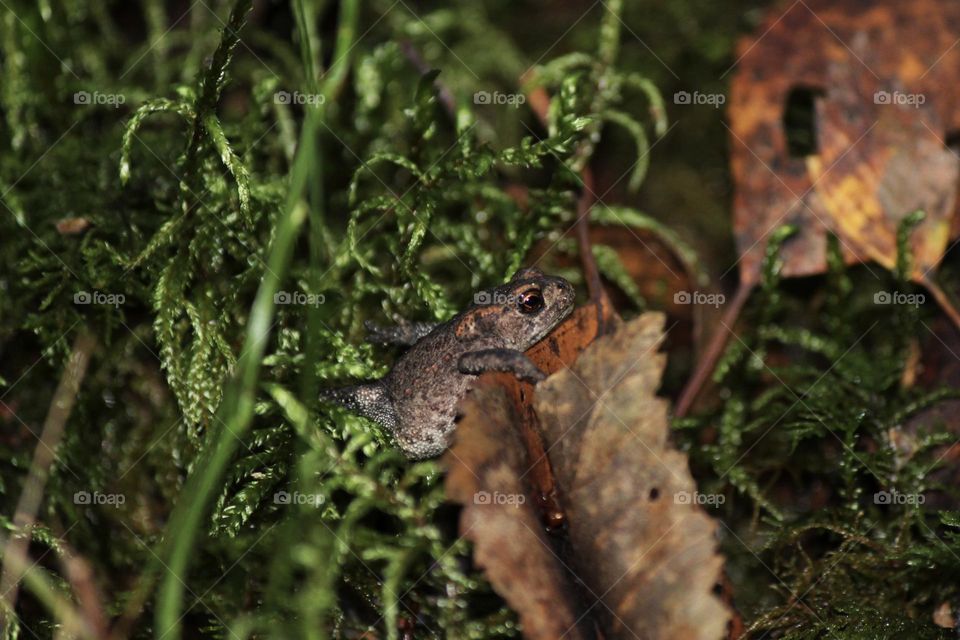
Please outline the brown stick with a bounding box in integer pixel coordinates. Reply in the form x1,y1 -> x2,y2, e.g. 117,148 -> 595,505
922,275 -> 960,332
575,167 -> 614,335
0,332 -> 97,626
0,532 -> 100,640
675,282 -> 754,417
54,534 -> 109,638
523,77 -> 612,334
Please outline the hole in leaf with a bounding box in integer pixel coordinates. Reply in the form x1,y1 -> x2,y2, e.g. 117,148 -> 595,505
945,129 -> 960,157
649,487 -> 660,501
783,86 -> 825,158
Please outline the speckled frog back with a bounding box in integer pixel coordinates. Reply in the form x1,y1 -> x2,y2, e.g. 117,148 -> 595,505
382,318 -> 507,458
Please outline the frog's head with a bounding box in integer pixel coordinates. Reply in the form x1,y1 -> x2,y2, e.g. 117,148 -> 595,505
456,267 -> 575,349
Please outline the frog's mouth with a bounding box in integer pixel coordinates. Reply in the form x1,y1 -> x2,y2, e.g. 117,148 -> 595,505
553,279 -> 576,319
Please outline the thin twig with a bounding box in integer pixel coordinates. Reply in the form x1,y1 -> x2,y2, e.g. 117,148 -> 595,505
675,282 -> 754,417
576,166 -> 613,335
922,275 -> 960,333
523,81 -> 613,333
0,531 -> 100,640
56,534 -> 109,638
0,331 -> 98,630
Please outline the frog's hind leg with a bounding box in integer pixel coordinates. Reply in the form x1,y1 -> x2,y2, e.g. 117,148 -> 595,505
320,382 -> 397,430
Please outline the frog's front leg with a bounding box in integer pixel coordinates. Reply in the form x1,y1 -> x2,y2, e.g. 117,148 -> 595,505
457,349 -> 546,383
364,320 -> 438,346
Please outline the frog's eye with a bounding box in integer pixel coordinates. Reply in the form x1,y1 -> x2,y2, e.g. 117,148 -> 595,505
517,289 -> 545,314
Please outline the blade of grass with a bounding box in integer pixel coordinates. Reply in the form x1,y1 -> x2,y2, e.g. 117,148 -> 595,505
296,0 -> 327,403
155,1 -> 361,634
297,0 -> 360,401
155,161 -> 313,640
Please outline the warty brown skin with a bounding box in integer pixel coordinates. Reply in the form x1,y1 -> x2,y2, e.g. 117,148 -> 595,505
324,267 -> 575,459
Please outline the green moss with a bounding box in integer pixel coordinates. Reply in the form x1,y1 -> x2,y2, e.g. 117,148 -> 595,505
676,229 -> 960,639
2,1 -> 958,639
0,1 -> 668,637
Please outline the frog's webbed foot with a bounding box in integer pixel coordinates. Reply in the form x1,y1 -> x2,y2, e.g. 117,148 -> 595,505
364,320 -> 438,346
458,349 -> 546,384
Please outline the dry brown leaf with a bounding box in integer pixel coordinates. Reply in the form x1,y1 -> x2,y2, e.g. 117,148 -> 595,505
729,0 -> 960,285
807,60 -> 958,283
933,601 -> 956,629
446,312 -> 729,640
535,313 -> 729,640
55,217 -> 92,235
526,302 -> 617,374
446,381 -> 590,640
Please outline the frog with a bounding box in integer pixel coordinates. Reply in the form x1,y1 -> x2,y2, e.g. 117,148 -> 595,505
322,267 -> 576,459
